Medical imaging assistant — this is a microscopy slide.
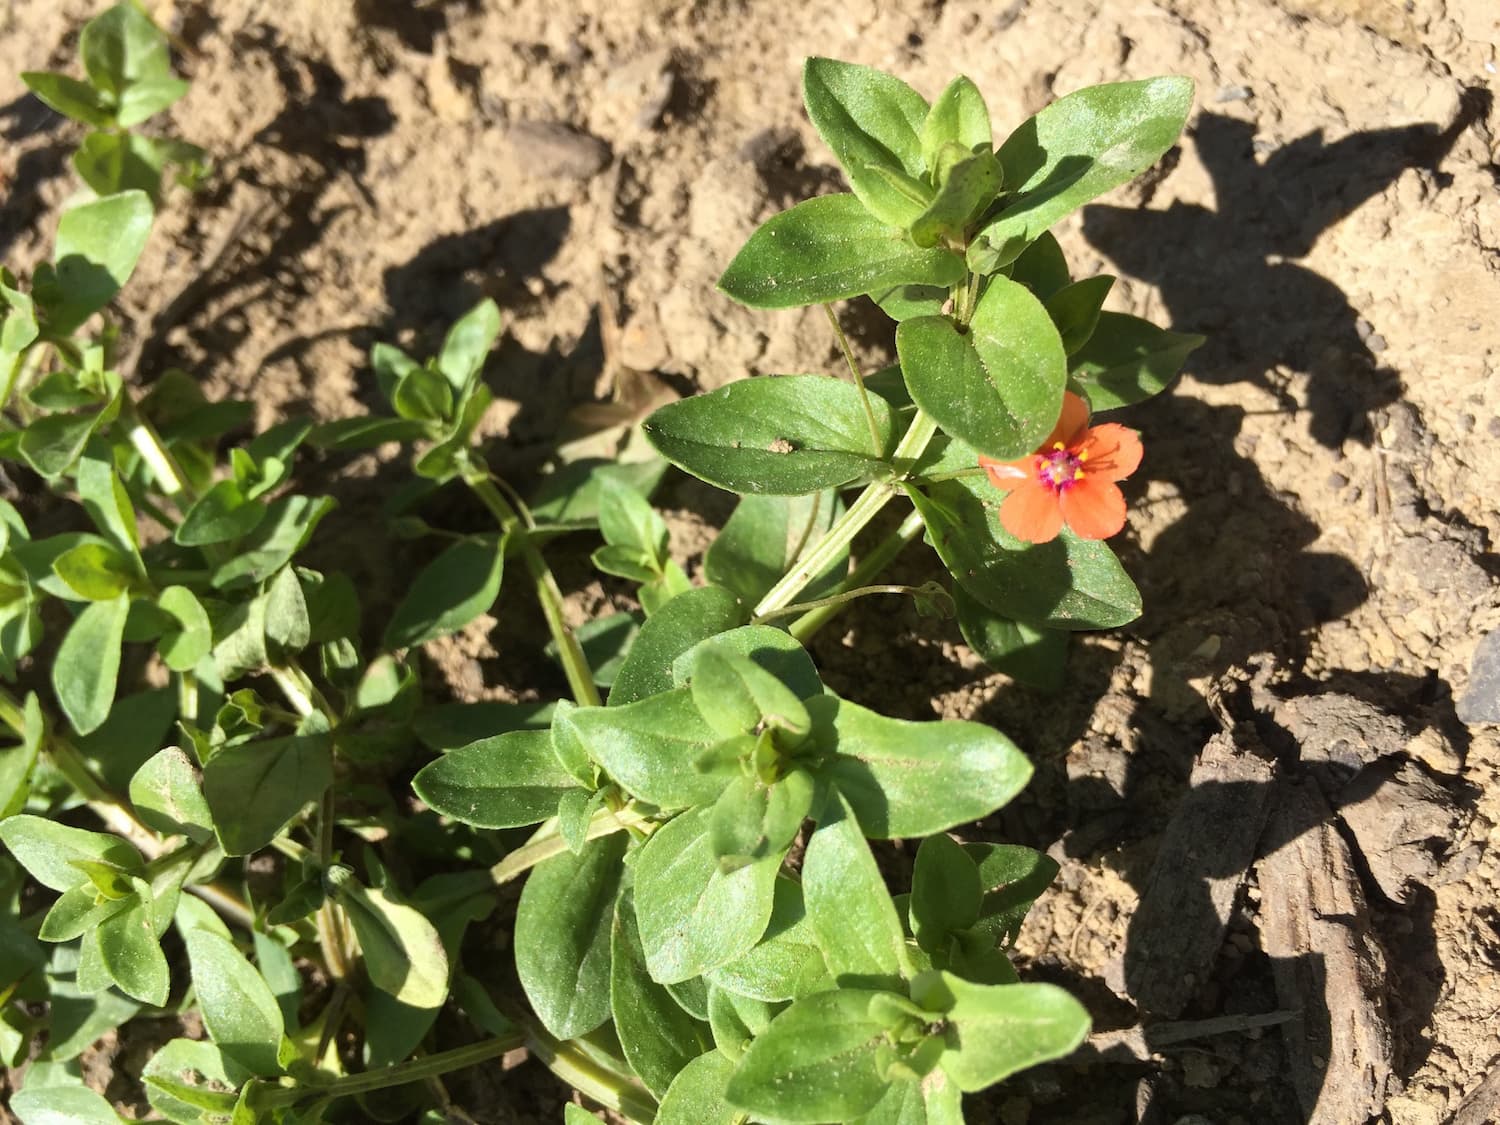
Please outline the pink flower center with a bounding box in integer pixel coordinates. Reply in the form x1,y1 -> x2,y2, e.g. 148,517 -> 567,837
1036,445 -> 1086,493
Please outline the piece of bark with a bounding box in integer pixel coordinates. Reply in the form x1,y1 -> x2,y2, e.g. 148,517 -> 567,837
1336,758 -> 1461,903
1125,726 -> 1277,1016
1258,777 -> 1393,1123
1452,1061 -> 1500,1125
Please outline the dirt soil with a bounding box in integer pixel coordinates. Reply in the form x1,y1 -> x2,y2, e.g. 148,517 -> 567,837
3,0 -> 1500,1122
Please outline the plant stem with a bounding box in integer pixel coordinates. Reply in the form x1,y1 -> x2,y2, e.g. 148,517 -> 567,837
523,1016 -> 658,1123
753,410 -> 938,619
756,583 -> 930,623
254,1032 -> 527,1109
467,475 -> 602,708
787,508 -> 925,642
824,303 -> 883,454
488,806 -> 652,887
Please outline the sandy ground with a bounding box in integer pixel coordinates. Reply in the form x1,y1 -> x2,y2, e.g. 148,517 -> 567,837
2,0 -> 1499,1121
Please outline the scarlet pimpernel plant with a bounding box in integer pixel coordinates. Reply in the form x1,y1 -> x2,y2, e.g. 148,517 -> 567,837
0,17 -> 1201,1123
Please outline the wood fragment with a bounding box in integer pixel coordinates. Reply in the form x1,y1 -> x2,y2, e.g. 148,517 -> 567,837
1452,1062 -> 1500,1125
1258,777 -> 1393,1124
1081,1009 -> 1298,1064
1124,726 -> 1276,1016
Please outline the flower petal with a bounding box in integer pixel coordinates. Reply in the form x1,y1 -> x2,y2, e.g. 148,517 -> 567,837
1044,392 -> 1091,449
1080,423 -> 1143,482
980,455 -> 1035,491
1059,479 -> 1127,540
1000,483 -> 1065,544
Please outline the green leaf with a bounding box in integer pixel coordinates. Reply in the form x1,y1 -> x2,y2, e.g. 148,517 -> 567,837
670,625 -> 823,703
71,131 -> 168,198
564,689 -> 729,809
655,1049 -> 740,1125
183,929 -> 285,1077
211,592 -> 268,680
909,151 -> 1003,248
202,734 -> 333,856
897,277 -> 1067,460
513,832 -> 625,1039
810,694 -> 1032,838
633,805 -> 780,984
597,473 -> 670,566
42,191 -> 154,336
0,692 -> 44,818
80,2 -> 174,97
953,588 -> 1068,692
852,1069 -> 963,1125
870,284 -> 947,322
413,700 -> 556,751
210,494 -> 335,589
591,543 -> 657,583
689,647 -> 809,740
609,584 -> 746,706
311,415 -> 433,452
907,475 -> 1142,628
704,491 -> 845,606
718,194 -> 965,310
802,791 -> 905,985
725,988 -> 894,1122
1007,232 -> 1071,300
707,769 -> 814,865
706,875 -> 827,1002
129,746 -> 213,842
53,593 -> 129,735
910,971 -> 1090,1091
96,894 -> 169,1005
391,364 -> 454,423
611,889 -> 712,1097
50,541 -> 136,601
115,76 -> 190,127
175,480 -> 265,546
921,76 -> 992,168
437,298 -> 502,393
264,567 -> 310,653
973,77 -> 1195,268
910,835 -> 982,954
143,1039 -> 251,1125
1068,311 -> 1203,411
20,71 -> 116,127
802,58 -> 930,226
412,730 -> 578,828
383,535 -> 504,650
75,455 -> 140,564
10,1085 -> 124,1124
643,374 -> 896,495
1045,275 -> 1115,356
0,814 -> 140,892
39,885 -> 130,942
325,868 -> 449,1010
18,411 -> 105,479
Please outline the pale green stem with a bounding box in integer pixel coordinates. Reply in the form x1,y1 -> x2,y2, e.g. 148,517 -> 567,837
488,806 -> 653,887
253,1032 -> 527,1109
788,508 -> 925,643
756,583 -> 930,624
824,303 -> 883,454
753,410 -> 939,619
468,475 -> 602,708
524,1017 -> 657,1123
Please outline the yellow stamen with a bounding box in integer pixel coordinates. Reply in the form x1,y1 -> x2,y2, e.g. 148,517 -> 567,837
1052,442 -> 1065,451
1073,468 -> 1086,481
1077,450 -> 1089,462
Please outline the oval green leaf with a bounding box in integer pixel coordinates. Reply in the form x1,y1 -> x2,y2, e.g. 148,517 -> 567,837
412,729 -> 578,828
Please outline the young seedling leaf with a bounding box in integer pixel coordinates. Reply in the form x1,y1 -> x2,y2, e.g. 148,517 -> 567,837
897,277 -> 1067,461
1068,311 -> 1204,410
96,894 -> 169,1006
21,71 -> 116,127
129,746 -> 213,842
80,2 -> 175,97
921,76 -> 992,168
688,646 -> 810,740
564,689 -> 730,809
1045,275 -> 1115,355
383,535 -> 504,650
718,194 -> 964,309
513,832 -> 626,1039
412,729 -> 579,828
437,298 -> 502,393
1007,231 -> 1072,301
706,875 -> 828,1002
325,867 -> 450,1010
909,150 -> 1003,248
643,374 -> 896,495
972,77 -> 1195,268
669,624 -> 824,702
51,541 -> 136,601
810,693 -> 1033,838
953,588 -> 1069,692
0,814 -> 141,892
654,1049 -> 740,1125
910,834 -> 983,954
802,58 -> 930,226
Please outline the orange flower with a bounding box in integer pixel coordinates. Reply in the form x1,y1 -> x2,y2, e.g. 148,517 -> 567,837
978,392 -> 1143,544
